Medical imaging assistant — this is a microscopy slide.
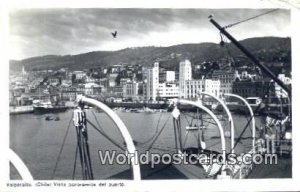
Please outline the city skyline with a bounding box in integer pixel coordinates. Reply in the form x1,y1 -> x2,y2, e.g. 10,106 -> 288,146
10,8 -> 290,60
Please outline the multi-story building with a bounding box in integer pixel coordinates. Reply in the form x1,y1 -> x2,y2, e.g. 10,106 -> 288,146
123,81 -> 140,100
232,79 -> 275,98
203,79 -> 221,98
179,59 -> 220,99
179,59 -> 192,98
157,82 -> 179,99
185,79 -> 220,99
212,70 -> 239,94
275,74 -> 291,98
82,83 -> 102,97
60,86 -> 77,101
159,71 -> 176,83
73,71 -> 86,80
146,62 -> 159,101
105,86 -> 123,98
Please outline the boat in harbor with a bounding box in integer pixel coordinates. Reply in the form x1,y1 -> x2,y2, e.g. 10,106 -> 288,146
9,105 -> 34,115
33,101 -> 68,114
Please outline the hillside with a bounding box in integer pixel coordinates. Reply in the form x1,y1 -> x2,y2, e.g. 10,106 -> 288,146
9,36 -> 291,72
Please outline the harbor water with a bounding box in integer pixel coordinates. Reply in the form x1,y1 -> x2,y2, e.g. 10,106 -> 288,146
10,109 -> 265,180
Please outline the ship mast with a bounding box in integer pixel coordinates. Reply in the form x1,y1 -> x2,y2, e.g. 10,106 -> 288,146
209,17 -> 291,97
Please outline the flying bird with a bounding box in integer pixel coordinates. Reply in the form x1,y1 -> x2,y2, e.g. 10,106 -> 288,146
111,31 -> 117,38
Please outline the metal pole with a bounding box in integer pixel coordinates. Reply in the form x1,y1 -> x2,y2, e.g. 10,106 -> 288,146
209,18 -> 291,97
173,118 -> 179,152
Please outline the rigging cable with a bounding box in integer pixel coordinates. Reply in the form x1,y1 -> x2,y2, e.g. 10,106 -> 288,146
51,115 -> 73,179
146,114 -> 172,151
223,9 -> 279,29
86,119 -> 125,151
136,111 -> 164,145
72,144 -> 79,179
91,109 -> 105,132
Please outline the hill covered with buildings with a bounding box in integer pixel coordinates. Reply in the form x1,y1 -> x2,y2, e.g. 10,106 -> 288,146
9,36 -> 291,113
10,36 -> 291,77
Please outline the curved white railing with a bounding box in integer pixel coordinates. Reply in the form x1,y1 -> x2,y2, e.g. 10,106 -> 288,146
224,93 -> 256,152
9,148 -> 33,180
199,92 -> 235,153
77,95 -> 141,181
175,99 -> 226,161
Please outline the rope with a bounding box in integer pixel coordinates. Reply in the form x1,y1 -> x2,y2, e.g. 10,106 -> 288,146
136,112 -> 163,145
86,119 -> 125,151
91,110 -> 105,132
224,9 -> 279,29
147,114 -> 172,151
72,144 -> 79,179
51,115 -> 73,179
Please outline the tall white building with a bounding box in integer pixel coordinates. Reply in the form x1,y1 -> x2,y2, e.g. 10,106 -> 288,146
179,59 -> 192,98
179,59 -> 220,99
146,62 -> 160,101
166,71 -> 175,82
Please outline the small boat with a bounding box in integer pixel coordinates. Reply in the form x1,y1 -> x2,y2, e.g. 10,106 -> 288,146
45,116 -> 54,121
144,107 -> 155,113
186,125 -> 206,130
34,102 -> 68,114
54,116 -> 60,121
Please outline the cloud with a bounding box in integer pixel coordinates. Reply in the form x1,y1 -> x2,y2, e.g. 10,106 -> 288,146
9,8 -> 290,60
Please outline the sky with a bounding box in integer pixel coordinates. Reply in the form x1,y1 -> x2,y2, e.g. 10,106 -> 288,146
9,8 -> 290,60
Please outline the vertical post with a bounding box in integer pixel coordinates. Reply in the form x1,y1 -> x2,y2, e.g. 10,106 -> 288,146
73,105 -> 94,180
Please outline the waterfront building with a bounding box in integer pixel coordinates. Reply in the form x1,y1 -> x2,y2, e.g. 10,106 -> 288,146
179,59 -> 192,98
232,79 -> 275,98
157,82 -> 179,99
82,83 -> 102,97
185,79 -> 220,99
60,86 -> 77,101
179,59 -> 220,99
146,62 -> 159,101
123,81 -> 140,100
160,71 -> 176,83
104,85 -> 124,99
212,70 -> 239,94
